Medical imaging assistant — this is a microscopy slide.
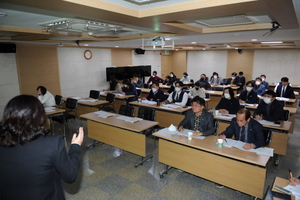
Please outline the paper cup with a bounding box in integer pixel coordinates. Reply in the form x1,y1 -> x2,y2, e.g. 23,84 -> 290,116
215,110 -> 219,116
188,132 -> 193,140
217,139 -> 223,147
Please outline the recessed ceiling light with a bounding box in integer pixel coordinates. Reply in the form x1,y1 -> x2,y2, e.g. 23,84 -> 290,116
84,44 -> 89,46
227,45 -> 231,48
261,41 -> 283,44
251,39 -> 258,41
191,42 -> 197,44
165,38 -> 171,41
115,46 -> 119,48
203,48 -> 206,50
235,48 -> 239,49
175,49 -> 178,51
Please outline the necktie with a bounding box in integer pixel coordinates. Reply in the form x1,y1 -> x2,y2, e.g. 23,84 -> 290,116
240,126 -> 245,142
281,86 -> 285,97
176,93 -> 179,101
266,104 -> 271,116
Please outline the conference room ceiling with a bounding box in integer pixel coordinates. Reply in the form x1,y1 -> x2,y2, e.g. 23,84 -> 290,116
0,0 -> 299,50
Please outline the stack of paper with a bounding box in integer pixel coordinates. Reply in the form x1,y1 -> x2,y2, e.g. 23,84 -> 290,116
141,100 -> 157,105
100,91 -> 107,95
160,128 -> 205,139
257,120 -> 280,127
284,185 -> 300,199
116,116 -> 143,123
115,93 -> 125,96
71,97 -> 81,100
162,104 -> 180,108
94,111 -> 114,118
79,99 -> 97,102
44,107 -> 55,113
207,91 -> 215,94
277,97 -> 290,101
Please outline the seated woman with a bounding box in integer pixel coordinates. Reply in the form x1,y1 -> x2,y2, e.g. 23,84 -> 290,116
105,77 -> 122,93
0,95 -> 84,200
215,87 -> 240,114
163,72 -> 177,85
180,72 -> 190,82
120,79 -> 138,102
209,72 -> 221,85
178,96 -> 214,136
238,81 -> 258,104
36,86 -> 55,107
190,82 -> 205,99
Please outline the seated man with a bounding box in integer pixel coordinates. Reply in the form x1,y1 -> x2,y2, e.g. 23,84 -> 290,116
220,109 -> 265,150
190,82 -> 205,99
260,74 -> 269,90
225,72 -> 237,85
146,82 -> 165,102
253,77 -> 266,96
146,71 -> 164,84
235,71 -> 245,90
162,81 -> 188,107
131,74 -> 144,88
120,79 -> 137,102
254,90 -> 284,121
178,96 -> 214,136
275,77 -> 295,99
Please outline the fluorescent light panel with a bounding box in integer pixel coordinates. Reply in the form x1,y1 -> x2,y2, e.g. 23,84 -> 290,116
261,41 -> 283,44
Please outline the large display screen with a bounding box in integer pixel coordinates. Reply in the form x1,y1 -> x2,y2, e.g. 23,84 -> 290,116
106,65 -> 151,81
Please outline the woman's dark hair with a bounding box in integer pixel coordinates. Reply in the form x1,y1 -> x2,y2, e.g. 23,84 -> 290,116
175,81 -> 184,87
246,81 -> 254,87
37,86 -> 47,95
109,77 -> 118,90
123,79 -> 131,85
194,82 -> 202,88
0,95 -> 48,147
183,72 -> 188,76
223,87 -> 234,98
191,96 -> 205,107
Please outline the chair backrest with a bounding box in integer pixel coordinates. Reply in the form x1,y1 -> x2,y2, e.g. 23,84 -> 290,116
138,107 -> 156,121
89,90 -> 100,99
119,105 -> 135,117
65,98 -> 78,110
55,95 -> 62,106
262,128 -> 272,146
144,83 -> 149,89
213,118 -> 219,135
106,93 -> 116,103
205,93 -> 210,99
190,79 -> 194,83
186,97 -> 192,106
137,89 -> 142,97
282,109 -> 290,121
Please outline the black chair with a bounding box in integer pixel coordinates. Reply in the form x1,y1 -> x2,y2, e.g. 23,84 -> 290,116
55,95 -> 63,108
119,105 -> 135,117
64,98 -> 78,120
101,93 -> 116,112
89,90 -> 100,99
263,128 -> 272,147
138,107 -> 156,121
205,93 -> 210,99
282,109 -> 290,121
144,83 -> 149,89
137,89 -> 142,98
186,98 -> 192,106
213,118 -> 219,135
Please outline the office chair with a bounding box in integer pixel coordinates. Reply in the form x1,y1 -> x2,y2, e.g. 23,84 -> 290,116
213,118 -> 219,135
64,98 -> 78,120
186,98 -> 192,106
119,105 -> 135,117
282,109 -> 290,121
263,128 -> 272,147
100,93 -> 116,112
89,90 -> 100,99
55,95 -> 63,108
136,89 -> 142,98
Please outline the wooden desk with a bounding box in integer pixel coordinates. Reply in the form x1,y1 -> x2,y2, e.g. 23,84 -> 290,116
81,111 -> 159,166
153,131 -> 270,198
215,114 -> 291,156
210,85 -> 240,90
100,93 -> 135,112
129,101 -> 191,127
62,97 -> 108,117
45,107 -> 66,136
139,88 -> 151,98
272,177 -> 295,200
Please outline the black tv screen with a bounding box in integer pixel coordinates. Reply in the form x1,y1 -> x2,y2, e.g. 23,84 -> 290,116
106,65 -> 151,81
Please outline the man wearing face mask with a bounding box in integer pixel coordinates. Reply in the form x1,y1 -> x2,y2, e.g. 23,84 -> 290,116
226,72 -> 237,85
162,81 -> 188,107
190,82 -> 205,99
215,87 -> 240,114
260,75 -> 269,90
253,77 -> 265,96
146,71 -> 164,84
238,81 -> 258,104
121,79 -> 138,102
254,90 -> 284,121
275,77 -> 295,99
146,82 -> 165,102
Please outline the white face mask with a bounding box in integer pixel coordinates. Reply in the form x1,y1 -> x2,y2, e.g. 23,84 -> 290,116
175,87 -> 181,92
232,77 -> 235,79
261,78 -> 265,81
246,87 -> 252,92
214,76 -> 217,79
255,81 -> 261,86
263,97 -> 271,104
170,74 -> 173,77
152,88 -> 157,93
224,93 -> 230,99
152,75 -> 155,77
124,84 -> 128,88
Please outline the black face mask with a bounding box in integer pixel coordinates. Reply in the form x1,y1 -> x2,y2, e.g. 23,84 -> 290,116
195,88 -> 199,90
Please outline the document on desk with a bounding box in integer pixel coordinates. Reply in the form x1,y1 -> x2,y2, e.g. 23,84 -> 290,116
115,94 -> 125,96
216,114 -> 235,120
162,104 -> 180,108
160,128 -> 205,139
79,99 -> 97,102
94,111 -> 114,118
100,91 -> 107,95
44,107 -> 55,113
141,100 -> 157,105
257,120 -> 280,127
71,97 -> 81,100
207,91 -> 215,93
284,185 -> 300,200
116,116 -> 143,123
277,97 -> 290,101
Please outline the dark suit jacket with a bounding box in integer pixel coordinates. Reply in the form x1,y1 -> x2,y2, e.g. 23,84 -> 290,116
236,76 -> 245,89
178,109 -> 215,136
254,99 -> 284,121
215,97 -> 240,114
221,118 -> 265,148
238,90 -> 258,104
276,84 -> 295,99
0,135 -> 81,200
146,88 -> 165,102
122,83 -> 137,102
225,78 -> 237,85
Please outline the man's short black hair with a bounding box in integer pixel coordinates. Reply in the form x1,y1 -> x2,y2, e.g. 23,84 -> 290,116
153,71 -> 157,74
264,90 -> 276,97
260,74 -> 266,78
36,86 -> 47,95
246,81 -> 254,87
175,81 -> 184,87
231,72 -> 237,76
239,71 -> 243,75
194,82 -> 201,87
152,82 -> 159,87
255,77 -> 262,82
191,96 -> 205,107
183,72 -> 188,76
281,77 -> 289,82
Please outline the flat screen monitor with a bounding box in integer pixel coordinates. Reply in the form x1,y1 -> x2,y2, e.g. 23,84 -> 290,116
106,65 -> 151,81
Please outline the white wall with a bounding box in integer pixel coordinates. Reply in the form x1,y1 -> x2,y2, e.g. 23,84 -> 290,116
57,48 -> 112,97
187,51 -> 227,81
253,49 -> 300,84
132,50 -> 161,83
0,53 -> 20,120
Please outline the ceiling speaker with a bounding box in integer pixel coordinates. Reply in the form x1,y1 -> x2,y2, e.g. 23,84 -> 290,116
237,49 -> 242,54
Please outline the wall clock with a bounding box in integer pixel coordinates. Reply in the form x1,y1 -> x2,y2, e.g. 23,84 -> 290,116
84,50 -> 92,60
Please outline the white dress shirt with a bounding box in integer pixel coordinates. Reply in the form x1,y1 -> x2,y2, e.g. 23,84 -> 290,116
167,91 -> 188,106
38,91 -> 56,107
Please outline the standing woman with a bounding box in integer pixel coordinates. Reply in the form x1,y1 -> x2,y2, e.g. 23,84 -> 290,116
37,86 -> 56,107
0,95 -> 84,200
215,87 -> 240,114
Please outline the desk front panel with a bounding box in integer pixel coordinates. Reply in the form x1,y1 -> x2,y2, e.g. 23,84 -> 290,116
88,120 -> 146,157
158,139 -> 266,198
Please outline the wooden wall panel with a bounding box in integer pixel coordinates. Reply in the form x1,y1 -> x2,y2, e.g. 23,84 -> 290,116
161,50 -> 172,78
172,50 -> 187,78
16,44 -> 61,96
226,49 -> 254,82
111,48 -> 132,66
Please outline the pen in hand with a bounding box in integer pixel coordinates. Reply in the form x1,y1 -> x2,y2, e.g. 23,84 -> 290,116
289,169 -> 293,178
